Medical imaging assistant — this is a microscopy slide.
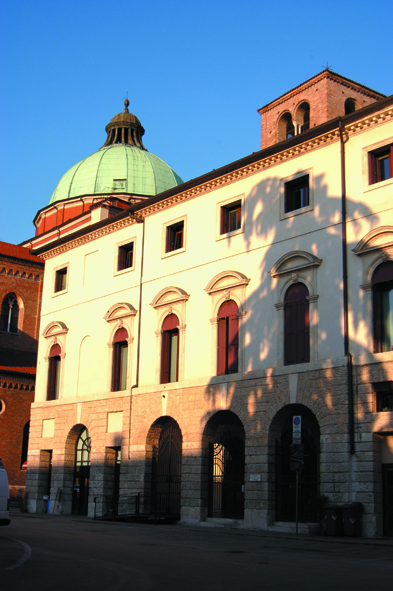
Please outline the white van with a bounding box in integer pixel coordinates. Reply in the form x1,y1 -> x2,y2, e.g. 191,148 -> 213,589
0,462 -> 11,526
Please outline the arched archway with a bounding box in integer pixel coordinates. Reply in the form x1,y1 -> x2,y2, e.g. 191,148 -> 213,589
64,425 -> 91,515
269,404 -> 320,523
145,416 -> 182,518
202,410 -> 245,519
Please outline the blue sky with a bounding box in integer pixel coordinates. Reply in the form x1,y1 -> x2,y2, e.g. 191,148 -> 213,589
1,0 -> 391,245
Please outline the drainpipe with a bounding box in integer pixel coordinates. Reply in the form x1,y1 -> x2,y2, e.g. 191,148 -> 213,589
339,119 -> 355,455
128,213 -> 145,460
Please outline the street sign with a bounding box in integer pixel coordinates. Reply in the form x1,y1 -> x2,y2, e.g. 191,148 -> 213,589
293,415 -> 301,444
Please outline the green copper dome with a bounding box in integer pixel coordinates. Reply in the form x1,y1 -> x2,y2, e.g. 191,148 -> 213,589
49,101 -> 183,204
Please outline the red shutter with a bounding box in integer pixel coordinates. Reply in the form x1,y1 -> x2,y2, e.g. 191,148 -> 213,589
372,261 -> 393,284
218,300 -> 238,318
228,314 -> 239,373
284,301 -> 296,365
118,246 -> 126,270
221,208 -> 229,234
390,146 -> 393,179
112,343 -> 120,391
162,314 -> 179,331
114,328 -> 128,342
285,283 -> 310,365
161,331 -> 171,383
369,152 -> 377,185
217,317 -> 227,375
298,298 -> 310,363
50,344 -> 61,357
47,356 -> 59,400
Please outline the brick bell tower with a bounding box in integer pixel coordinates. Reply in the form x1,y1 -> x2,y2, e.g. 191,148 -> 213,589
258,69 -> 386,150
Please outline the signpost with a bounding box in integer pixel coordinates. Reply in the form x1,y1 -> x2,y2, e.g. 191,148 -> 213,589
290,416 -> 304,537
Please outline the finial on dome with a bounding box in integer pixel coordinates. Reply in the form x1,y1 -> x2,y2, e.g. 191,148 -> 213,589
124,99 -> 130,113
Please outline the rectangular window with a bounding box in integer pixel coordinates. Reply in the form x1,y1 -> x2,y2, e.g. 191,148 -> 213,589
54,268 -> 67,293
221,201 -> 241,234
369,145 -> 393,184
285,175 -> 309,213
166,221 -> 184,253
112,179 -> 126,191
375,382 -> 393,412
118,242 -> 134,271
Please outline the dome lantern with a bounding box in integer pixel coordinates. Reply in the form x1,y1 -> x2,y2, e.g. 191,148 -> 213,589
102,99 -> 147,149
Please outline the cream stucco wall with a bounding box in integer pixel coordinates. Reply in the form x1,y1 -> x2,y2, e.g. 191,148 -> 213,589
34,115 -> 393,398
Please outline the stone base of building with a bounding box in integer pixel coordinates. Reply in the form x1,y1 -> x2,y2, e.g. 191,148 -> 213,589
25,360 -> 393,537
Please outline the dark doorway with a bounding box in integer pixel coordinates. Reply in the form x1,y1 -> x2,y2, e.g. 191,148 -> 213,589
151,418 -> 182,517
72,428 -> 91,515
274,405 -> 320,522
382,464 -> 393,536
205,411 -> 245,519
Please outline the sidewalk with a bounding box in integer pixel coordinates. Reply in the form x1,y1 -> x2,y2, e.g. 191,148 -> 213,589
10,507 -> 393,548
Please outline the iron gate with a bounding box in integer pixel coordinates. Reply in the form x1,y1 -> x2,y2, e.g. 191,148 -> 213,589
72,428 -> 91,515
152,419 -> 182,517
275,427 -> 319,522
208,426 -> 245,519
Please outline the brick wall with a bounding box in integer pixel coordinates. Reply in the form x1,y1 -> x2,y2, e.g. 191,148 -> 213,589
260,72 -> 383,149
0,245 -> 44,492
0,374 -> 35,492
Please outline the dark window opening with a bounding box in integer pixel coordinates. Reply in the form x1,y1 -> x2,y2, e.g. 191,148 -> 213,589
373,261 -> 393,353
284,283 -> 310,365
297,102 -> 310,133
20,422 -> 30,469
0,293 -> 19,333
221,201 -> 241,234
118,242 -> 134,271
112,328 -> 128,391
217,300 -> 239,375
47,344 -> 61,400
375,382 -> 393,412
55,268 -> 67,293
285,175 -> 309,213
166,222 -> 184,253
278,112 -> 295,142
161,314 -> 179,383
369,145 -> 393,185
345,98 -> 356,115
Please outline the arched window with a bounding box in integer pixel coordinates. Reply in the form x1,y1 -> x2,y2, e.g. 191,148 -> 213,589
284,283 -> 310,365
297,102 -> 310,133
217,300 -> 239,375
278,112 -> 295,142
373,261 -> 393,353
161,314 -> 179,384
345,98 -> 356,115
0,293 -> 19,333
47,344 -> 61,400
112,328 -> 128,391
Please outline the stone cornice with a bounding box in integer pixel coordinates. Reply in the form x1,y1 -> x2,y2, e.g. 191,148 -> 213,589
38,104 -> 393,260
346,107 -> 393,138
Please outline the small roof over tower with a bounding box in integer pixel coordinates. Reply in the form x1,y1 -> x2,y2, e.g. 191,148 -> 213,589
102,99 -> 147,149
258,70 -> 386,149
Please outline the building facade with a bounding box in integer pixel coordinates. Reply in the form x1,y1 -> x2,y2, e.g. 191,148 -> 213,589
0,242 -> 44,497
24,71 -> 393,536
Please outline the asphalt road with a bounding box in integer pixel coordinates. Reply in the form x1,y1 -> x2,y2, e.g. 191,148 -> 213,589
1,514 -> 392,591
